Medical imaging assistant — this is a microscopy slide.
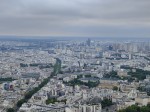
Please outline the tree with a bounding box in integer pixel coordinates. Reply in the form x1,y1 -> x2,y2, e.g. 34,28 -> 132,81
140,106 -> 150,112
118,105 -> 150,112
17,99 -> 26,107
7,108 -> 14,112
101,98 -> 113,108
125,105 -> 139,112
113,86 -> 118,91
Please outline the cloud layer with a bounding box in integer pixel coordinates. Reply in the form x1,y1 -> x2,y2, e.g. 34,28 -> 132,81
0,0 -> 150,37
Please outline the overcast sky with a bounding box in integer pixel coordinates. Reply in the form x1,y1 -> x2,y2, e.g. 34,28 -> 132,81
0,0 -> 150,38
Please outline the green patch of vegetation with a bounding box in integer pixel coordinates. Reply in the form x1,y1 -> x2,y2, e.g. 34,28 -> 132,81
128,69 -> 150,81
17,99 -> 27,108
106,68 -> 150,82
104,71 -> 121,79
113,86 -> 118,91
63,78 -> 100,88
118,104 -> 150,112
53,58 -> 61,74
120,65 -> 132,70
39,65 -> 52,69
20,63 -> 28,67
0,78 -> 15,82
46,98 -> 66,105
29,63 -> 39,67
7,108 -> 15,112
144,57 -> 150,61
101,98 -> 113,108
84,74 -> 92,78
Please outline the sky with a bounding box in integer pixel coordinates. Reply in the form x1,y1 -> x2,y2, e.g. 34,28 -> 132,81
0,0 -> 150,38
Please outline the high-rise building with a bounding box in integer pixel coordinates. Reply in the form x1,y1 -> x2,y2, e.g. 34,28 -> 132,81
86,38 -> 91,46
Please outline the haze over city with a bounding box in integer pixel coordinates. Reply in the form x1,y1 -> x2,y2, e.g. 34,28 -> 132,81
0,0 -> 150,38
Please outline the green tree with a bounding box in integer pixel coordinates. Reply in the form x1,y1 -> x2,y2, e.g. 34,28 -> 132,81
7,108 -> 14,112
113,86 -> 118,91
17,99 -> 26,107
140,106 -> 150,112
125,106 -> 138,112
101,98 -> 113,108
118,105 -> 150,112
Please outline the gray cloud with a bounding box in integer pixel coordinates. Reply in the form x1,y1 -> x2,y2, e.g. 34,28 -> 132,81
0,0 -> 150,37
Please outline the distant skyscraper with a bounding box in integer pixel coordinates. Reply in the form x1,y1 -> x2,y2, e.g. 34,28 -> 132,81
108,45 -> 113,51
86,38 -> 91,46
